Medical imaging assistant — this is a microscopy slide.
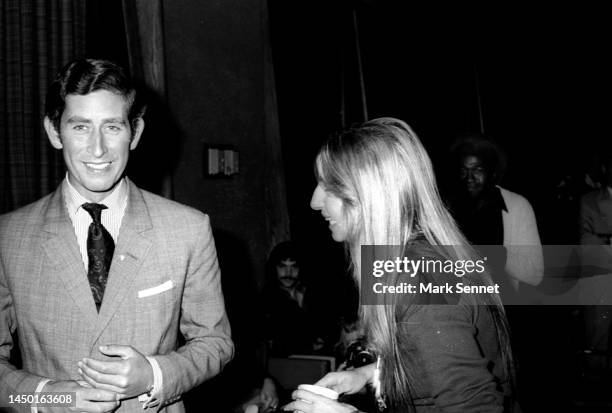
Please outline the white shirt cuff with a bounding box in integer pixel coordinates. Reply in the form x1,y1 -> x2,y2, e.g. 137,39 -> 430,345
138,356 -> 163,409
30,379 -> 51,413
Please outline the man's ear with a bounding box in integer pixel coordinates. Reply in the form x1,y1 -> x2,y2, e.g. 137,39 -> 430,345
129,118 -> 145,150
44,116 -> 63,149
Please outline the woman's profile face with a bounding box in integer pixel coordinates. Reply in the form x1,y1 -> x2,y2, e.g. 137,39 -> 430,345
310,183 -> 349,242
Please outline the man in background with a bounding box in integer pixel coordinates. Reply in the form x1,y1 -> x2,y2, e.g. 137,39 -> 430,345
579,154 -> 612,360
448,135 -> 543,291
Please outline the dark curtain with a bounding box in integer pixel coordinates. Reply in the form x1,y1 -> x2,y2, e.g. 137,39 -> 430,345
121,0 -> 175,198
0,0 -> 87,213
263,0 -> 290,249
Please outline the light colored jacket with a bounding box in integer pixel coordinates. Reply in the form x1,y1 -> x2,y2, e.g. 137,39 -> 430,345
0,179 -> 233,412
500,187 -> 544,288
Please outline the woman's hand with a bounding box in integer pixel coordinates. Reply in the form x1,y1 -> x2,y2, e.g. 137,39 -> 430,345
260,377 -> 279,412
282,387 -> 358,413
314,363 -> 374,395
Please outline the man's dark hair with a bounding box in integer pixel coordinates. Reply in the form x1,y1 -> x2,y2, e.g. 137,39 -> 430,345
267,241 -> 301,268
45,58 -> 146,132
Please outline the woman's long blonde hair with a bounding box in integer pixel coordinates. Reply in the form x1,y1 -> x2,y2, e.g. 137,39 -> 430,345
315,118 -> 512,408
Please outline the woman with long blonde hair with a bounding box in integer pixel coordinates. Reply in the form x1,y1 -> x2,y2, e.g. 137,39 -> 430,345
284,118 -> 514,412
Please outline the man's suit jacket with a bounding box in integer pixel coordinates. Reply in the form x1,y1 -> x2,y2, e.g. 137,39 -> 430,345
0,179 -> 233,412
499,187 -> 544,289
578,188 -> 612,352
580,188 -> 612,245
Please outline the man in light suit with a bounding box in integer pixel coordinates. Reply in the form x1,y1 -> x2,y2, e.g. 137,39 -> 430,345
0,59 -> 233,412
579,155 -> 612,358
580,155 -> 612,245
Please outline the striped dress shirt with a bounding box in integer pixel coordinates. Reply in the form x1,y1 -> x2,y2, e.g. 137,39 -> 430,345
62,176 -> 128,272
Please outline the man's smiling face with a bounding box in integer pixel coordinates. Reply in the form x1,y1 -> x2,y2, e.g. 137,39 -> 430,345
45,89 -> 143,201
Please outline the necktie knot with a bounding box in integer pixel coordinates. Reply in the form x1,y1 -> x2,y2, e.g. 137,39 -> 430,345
82,203 -> 108,226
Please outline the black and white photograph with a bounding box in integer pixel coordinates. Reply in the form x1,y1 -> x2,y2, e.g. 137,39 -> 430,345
1,1 -> 610,412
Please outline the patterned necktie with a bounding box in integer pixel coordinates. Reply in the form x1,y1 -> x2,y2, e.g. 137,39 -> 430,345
82,203 -> 115,312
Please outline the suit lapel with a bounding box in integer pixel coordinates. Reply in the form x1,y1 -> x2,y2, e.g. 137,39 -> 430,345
41,187 -> 99,326
93,180 -> 153,343
596,189 -> 612,233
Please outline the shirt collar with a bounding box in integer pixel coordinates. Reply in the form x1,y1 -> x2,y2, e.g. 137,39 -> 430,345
493,186 -> 508,212
62,175 -> 128,216
473,185 -> 508,212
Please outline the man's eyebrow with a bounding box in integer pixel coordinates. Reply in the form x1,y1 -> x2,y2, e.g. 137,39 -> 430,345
102,118 -> 127,124
66,116 -> 92,123
65,116 -> 127,124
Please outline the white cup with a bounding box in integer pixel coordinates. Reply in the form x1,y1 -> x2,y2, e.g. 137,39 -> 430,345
299,384 -> 339,400
244,404 -> 258,413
